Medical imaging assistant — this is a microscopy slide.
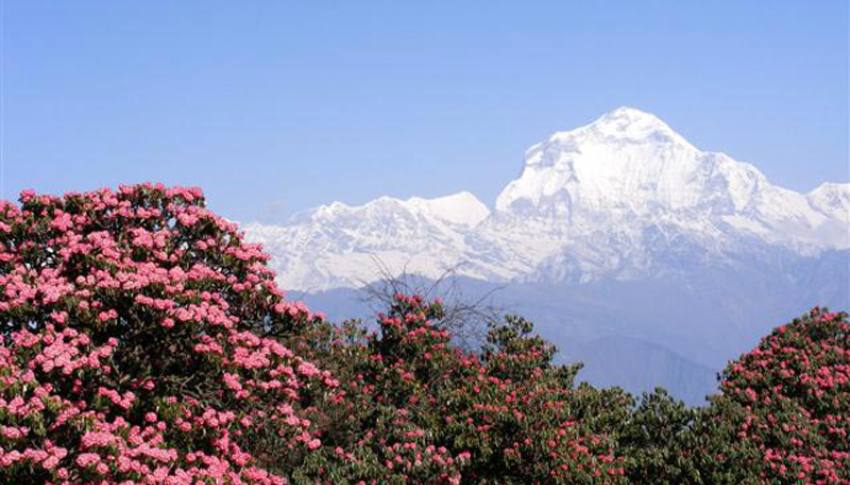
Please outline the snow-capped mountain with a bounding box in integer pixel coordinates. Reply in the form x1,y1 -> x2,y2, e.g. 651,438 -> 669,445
245,192 -> 494,292
246,107 -> 849,293
245,106 -> 849,404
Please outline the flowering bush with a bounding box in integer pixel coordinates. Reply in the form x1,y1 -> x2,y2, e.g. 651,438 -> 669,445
0,184 -> 846,484
288,293 -> 629,483
0,185 -> 338,483
691,308 -> 850,484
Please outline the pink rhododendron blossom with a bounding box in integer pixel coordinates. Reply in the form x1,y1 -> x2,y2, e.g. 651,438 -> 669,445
0,185 -> 334,483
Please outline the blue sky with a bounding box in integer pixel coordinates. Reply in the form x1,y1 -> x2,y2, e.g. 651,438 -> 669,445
3,1 -> 847,222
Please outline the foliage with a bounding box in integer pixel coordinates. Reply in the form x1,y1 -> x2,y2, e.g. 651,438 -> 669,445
618,388 -> 700,484
691,308 -> 850,484
0,185 -> 847,484
0,185 -> 337,483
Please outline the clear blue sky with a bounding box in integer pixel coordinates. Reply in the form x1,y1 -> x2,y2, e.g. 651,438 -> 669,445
3,1 -> 848,222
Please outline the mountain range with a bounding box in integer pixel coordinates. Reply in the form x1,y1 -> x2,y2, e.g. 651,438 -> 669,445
245,107 -> 849,404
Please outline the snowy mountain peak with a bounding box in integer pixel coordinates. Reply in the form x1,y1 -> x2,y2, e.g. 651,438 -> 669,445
605,105 -> 661,120
298,191 -> 489,228
406,191 -> 490,226
542,106 -> 690,150
495,108 -> 713,215
589,106 -> 682,140
246,107 -> 849,292
808,183 -> 850,221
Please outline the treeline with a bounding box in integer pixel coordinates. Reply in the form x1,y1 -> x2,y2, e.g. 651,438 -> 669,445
0,185 -> 846,484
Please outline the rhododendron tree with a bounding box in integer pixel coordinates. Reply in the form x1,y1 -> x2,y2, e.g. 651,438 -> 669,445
617,388 -> 701,483
1,184 -> 847,484
287,293 -> 630,483
690,308 -> 850,484
0,185 -> 338,483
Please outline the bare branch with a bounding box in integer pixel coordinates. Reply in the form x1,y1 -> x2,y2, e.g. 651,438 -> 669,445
357,255 -> 506,351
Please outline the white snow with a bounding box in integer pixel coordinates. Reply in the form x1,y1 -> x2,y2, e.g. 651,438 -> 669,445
808,182 -> 850,220
406,191 -> 491,227
245,107 -> 850,292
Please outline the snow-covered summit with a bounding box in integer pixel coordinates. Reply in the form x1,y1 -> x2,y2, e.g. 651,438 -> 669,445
559,106 -> 688,146
808,182 -> 850,220
292,191 -> 489,227
406,191 -> 490,227
497,106 -> 750,216
246,107 -> 849,291
243,191 -> 498,292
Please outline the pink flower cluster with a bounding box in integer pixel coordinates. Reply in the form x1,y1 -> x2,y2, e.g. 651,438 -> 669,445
0,185 -> 338,483
719,308 -> 850,483
324,293 -> 628,483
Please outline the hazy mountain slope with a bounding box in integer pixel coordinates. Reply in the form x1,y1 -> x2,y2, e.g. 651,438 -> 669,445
562,336 -> 718,406
297,254 -> 848,406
